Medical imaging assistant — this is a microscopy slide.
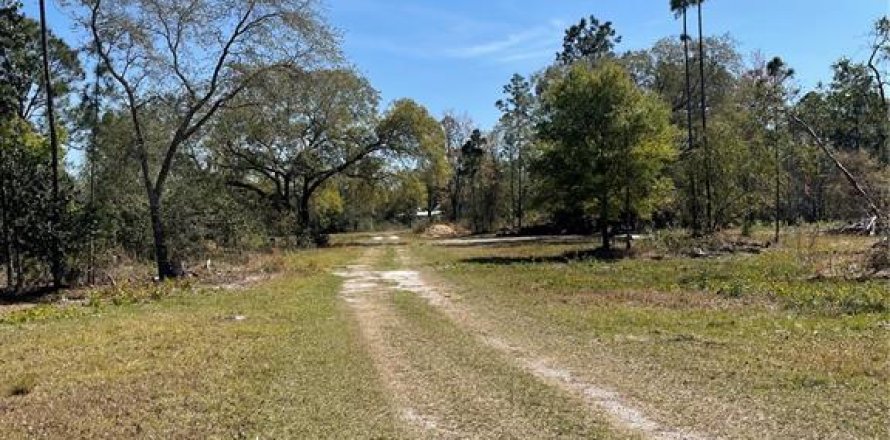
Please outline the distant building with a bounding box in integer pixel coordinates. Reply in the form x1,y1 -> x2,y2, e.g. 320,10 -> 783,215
415,207 -> 443,219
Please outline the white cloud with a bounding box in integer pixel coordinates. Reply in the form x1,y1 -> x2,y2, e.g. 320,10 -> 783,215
446,27 -> 549,58
444,20 -> 564,62
495,49 -> 555,64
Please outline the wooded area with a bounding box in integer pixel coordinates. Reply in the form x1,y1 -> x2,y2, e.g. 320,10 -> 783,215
2,0 -> 889,291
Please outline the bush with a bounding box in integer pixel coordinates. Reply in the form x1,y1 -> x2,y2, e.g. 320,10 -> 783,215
90,280 -> 185,305
866,240 -> 890,273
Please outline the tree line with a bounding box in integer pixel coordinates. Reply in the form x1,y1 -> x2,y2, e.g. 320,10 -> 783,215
476,1 -> 889,248
1,0 -> 888,290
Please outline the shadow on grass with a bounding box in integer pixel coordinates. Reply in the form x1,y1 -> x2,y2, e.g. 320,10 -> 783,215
0,285 -> 60,306
436,235 -> 600,249
461,247 -> 633,265
327,242 -> 409,249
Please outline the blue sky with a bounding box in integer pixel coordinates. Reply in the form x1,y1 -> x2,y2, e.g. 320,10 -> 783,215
26,0 -> 890,130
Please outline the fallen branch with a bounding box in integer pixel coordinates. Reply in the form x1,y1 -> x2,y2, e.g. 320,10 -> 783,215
790,114 -> 883,219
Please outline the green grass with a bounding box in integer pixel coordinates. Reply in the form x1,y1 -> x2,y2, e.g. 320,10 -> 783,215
409,236 -> 890,438
0,248 -> 403,439
375,246 -> 400,271
420,235 -> 890,314
2,234 -> 885,438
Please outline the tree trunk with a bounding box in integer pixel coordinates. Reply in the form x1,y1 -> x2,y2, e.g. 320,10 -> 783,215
792,115 -> 883,219
697,2 -> 713,232
87,57 -> 101,286
601,192 -> 610,250
689,167 -> 700,236
867,39 -> 890,164
298,180 -> 312,241
510,148 -> 517,229
87,148 -> 96,285
624,185 -> 632,251
517,145 -> 525,232
471,179 -> 478,232
0,150 -> 12,290
39,0 -> 63,287
299,203 -> 311,231
427,185 -> 434,219
14,248 -> 23,291
147,189 -> 174,279
299,199 -> 310,230
452,175 -> 462,222
682,8 -> 700,236
774,133 -> 781,244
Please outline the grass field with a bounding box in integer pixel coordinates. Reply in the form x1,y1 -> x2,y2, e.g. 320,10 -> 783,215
0,230 -> 887,438
408,231 -> 889,439
0,249 -> 405,438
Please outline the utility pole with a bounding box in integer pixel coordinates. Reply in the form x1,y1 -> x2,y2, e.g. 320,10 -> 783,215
39,0 -> 63,288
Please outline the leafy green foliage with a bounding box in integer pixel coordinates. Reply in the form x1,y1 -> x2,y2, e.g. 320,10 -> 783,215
496,74 -> 537,229
0,117 -> 60,288
0,2 -> 84,289
0,3 -> 82,122
556,16 -> 621,66
536,62 -> 678,242
217,69 -> 446,242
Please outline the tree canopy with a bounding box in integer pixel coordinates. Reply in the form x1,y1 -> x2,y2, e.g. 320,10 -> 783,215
537,62 -> 677,247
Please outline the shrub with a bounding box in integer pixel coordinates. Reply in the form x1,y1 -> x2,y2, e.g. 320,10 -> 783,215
866,240 -> 890,273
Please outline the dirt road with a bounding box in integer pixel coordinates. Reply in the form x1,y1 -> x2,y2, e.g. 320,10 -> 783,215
335,246 -> 706,439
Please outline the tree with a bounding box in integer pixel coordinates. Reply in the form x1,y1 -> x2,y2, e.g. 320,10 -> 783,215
1,2 -> 82,291
496,73 -> 535,230
763,57 -> 795,242
867,16 -> 890,164
77,40 -> 110,285
794,84 -> 884,223
418,142 -> 451,220
670,0 -> 700,233
668,0 -> 714,232
0,0 -> 27,289
556,16 -> 621,66
73,0 -> 339,278
694,0 -> 714,232
537,62 -> 677,250
218,69 -> 444,244
38,0 -> 63,287
621,35 -> 743,230
0,116 -> 59,290
441,112 -> 475,221
458,130 -> 487,232
792,116 -> 885,224
1,4 -> 81,123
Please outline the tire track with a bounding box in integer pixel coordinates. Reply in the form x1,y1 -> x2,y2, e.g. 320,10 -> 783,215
390,248 -> 708,440
335,251 -> 462,438
337,247 -> 622,438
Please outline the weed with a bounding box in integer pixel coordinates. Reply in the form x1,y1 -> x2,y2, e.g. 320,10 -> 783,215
0,305 -> 88,325
3,375 -> 36,397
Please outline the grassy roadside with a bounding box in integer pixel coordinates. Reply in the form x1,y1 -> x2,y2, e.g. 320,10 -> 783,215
409,237 -> 890,439
0,248 -> 403,439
